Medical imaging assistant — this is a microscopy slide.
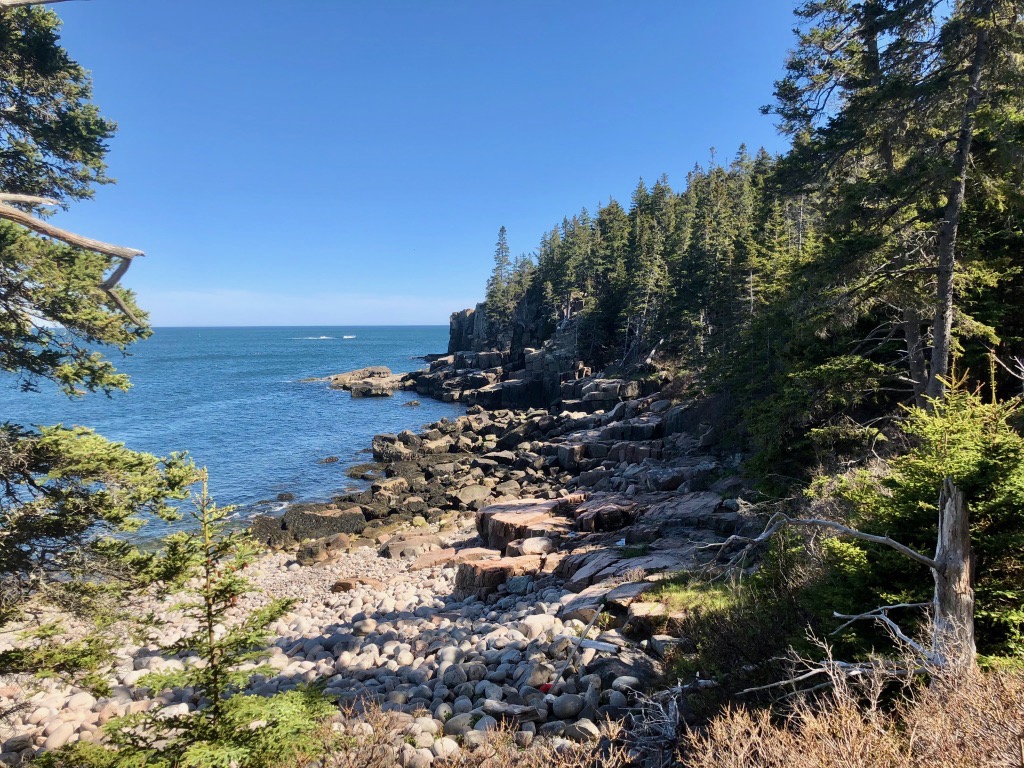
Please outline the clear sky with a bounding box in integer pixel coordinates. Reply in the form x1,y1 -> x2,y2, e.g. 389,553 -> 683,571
51,0 -> 797,326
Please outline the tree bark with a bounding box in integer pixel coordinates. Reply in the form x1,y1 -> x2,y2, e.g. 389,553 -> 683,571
903,309 -> 928,405
932,478 -> 976,670
926,17 -> 991,400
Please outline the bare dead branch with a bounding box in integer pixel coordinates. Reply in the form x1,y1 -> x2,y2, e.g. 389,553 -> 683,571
0,0 -> 81,7
702,511 -> 941,573
0,193 -> 59,206
0,202 -> 143,260
833,603 -> 934,659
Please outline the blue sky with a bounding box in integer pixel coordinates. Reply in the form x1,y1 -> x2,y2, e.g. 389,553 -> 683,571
52,1 -> 796,326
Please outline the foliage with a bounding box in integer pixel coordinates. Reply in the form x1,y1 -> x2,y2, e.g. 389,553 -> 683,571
0,221 -> 149,397
0,3 -> 194,688
40,476 -> 334,768
0,6 -> 115,203
826,378 -> 1024,657
0,424 -> 195,622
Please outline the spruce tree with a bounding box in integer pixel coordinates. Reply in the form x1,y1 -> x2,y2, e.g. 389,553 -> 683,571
41,475 -> 334,768
484,225 -> 514,338
0,4 -> 196,679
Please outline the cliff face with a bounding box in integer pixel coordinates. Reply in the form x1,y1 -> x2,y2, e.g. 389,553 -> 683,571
447,304 -> 491,354
435,301 -> 595,409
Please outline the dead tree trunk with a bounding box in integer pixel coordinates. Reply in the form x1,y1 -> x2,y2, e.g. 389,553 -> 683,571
932,478 -> 976,669
709,480 -> 979,673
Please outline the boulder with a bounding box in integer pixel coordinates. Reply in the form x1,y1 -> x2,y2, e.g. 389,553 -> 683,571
380,533 -> 442,559
454,555 -> 543,599
475,499 -> 572,552
282,505 -> 367,541
451,484 -> 491,507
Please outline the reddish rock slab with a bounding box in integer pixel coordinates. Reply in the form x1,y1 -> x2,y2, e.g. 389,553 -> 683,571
574,498 -> 638,532
409,547 -> 457,571
475,499 -> 573,552
454,555 -> 544,599
408,546 -> 503,571
641,492 -> 722,527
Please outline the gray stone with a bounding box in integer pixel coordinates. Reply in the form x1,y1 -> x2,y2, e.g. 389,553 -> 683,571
474,715 -> 498,731
564,718 -> 600,742
552,693 -> 584,720
505,575 -> 533,595
538,720 -> 566,737
442,665 -> 468,687
442,712 -> 475,736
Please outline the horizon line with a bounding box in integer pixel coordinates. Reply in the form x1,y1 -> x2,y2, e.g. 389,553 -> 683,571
149,324 -> 451,329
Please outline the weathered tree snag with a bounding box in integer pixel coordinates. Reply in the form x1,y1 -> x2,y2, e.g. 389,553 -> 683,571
707,480 -> 978,673
932,478 -> 976,669
926,14 -> 991,400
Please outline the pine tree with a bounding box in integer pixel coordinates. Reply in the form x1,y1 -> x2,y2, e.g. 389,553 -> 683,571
484,225 -> 514,338
42,475 -> 334,768
0,5 -> 196,646
769,0 -> 1024,400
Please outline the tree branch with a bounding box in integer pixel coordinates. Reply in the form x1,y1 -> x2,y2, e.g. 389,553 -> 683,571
833,603 -> 933,659
0,194 -> 60,206
0,203 -> 143,260
0,0 -> 81,7
703,511 -> 940,572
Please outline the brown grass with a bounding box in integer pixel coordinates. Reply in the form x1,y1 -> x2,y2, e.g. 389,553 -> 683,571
306,668 -> 1024,768
682,668 -> 1024,768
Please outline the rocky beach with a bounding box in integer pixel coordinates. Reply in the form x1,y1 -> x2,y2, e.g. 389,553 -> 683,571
0,317 -> 754,766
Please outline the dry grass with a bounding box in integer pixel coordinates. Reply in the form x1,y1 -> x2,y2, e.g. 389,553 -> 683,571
304,666 -> 1024,768
311,705 -> 630,768
682,668 -> 1024,768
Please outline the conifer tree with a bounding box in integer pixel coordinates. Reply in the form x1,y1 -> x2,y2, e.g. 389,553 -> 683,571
769,0 -> 1023,400
42,475 -> 334,768
0,4 -> 196,640
484,225 -> 514,337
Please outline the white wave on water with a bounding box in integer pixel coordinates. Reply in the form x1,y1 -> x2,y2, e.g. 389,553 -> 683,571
343,335 -> 357,339
293,335 -> 335,340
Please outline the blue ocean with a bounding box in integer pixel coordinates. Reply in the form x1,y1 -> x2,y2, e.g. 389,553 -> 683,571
0,326 -> 463,537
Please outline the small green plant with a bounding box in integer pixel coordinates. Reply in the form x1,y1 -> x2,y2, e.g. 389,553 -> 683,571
645,575 -> 737,615
619,542 -> 650,558
42,471 -> 334,768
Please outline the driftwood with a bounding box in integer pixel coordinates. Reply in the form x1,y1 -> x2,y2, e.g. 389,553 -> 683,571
0,193 -> 145,323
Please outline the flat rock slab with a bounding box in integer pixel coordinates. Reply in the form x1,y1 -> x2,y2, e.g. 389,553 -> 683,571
574,498 -> 637,532
560,547 -> 698,592
641,491 -> 723,528
558,579 -> 656,622
454,555 -> 543,599
409,547 -> 457,571
476,499 -> 573,552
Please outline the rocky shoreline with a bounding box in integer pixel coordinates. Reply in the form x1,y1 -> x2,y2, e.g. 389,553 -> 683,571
0,351 -> 756,766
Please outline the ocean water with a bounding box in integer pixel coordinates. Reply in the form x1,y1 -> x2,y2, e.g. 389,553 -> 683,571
0,326 -> 463,538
